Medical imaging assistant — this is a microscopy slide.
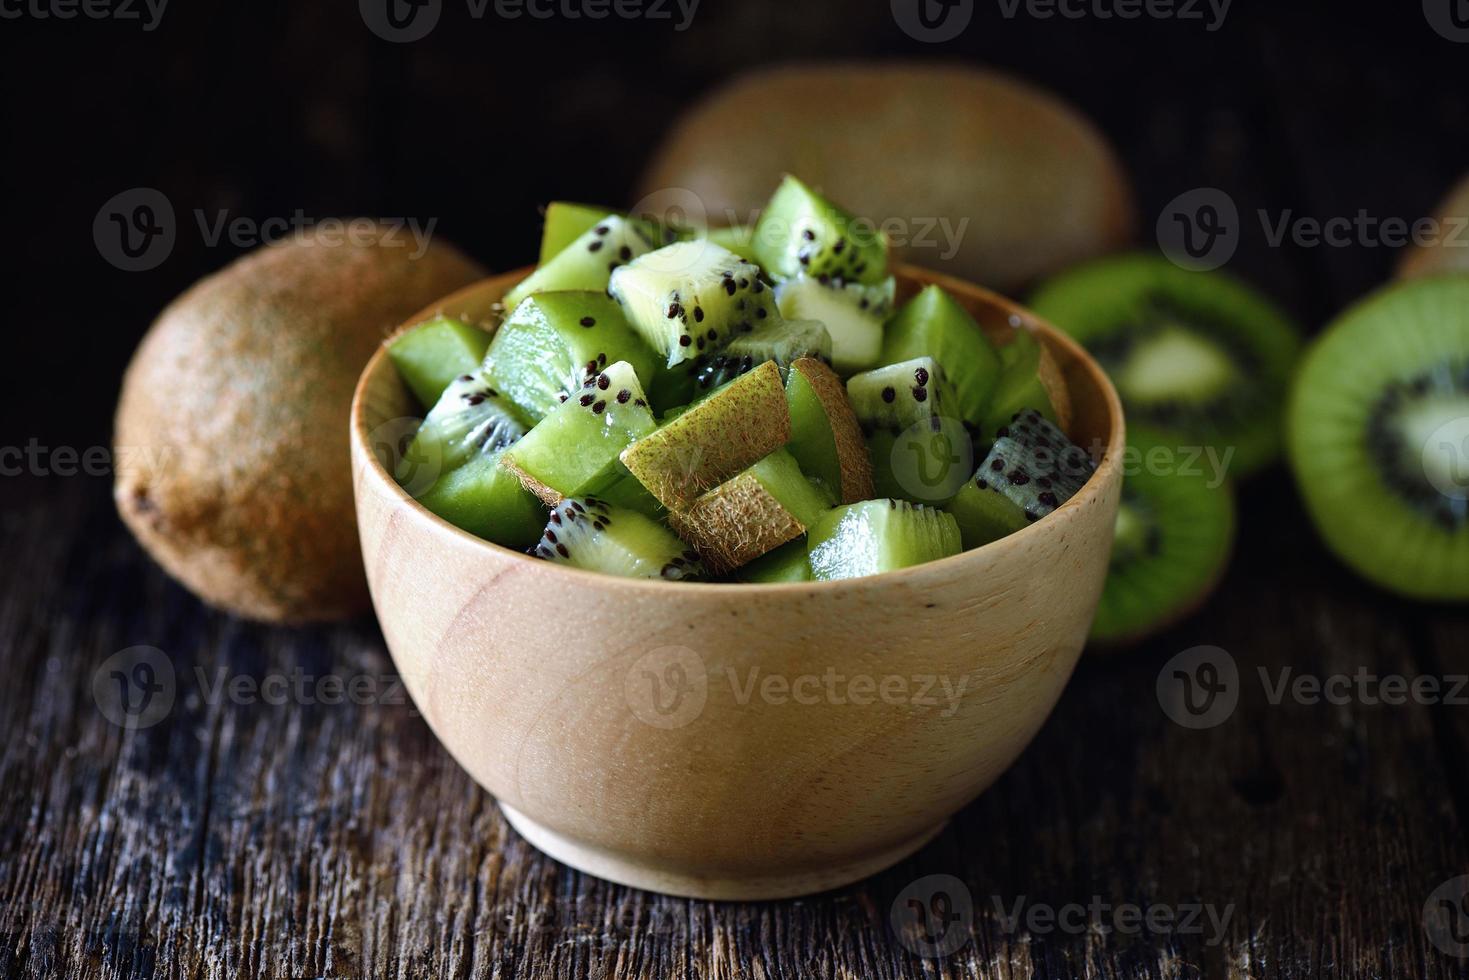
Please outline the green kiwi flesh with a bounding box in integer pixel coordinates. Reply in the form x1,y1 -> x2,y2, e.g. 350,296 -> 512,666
807,499 -> 961,581
668,447 -> 833,572
539,202 -> 619,264
945,479 -> 1028,550
395,373 -> 544,548
500,360 -> 656,502
775,274 -> 893,374
1091,429 -> 1236,643
1287,277 -> 1469,600
533,497 -> 705,581
785,357 -> 874,504
705,224 -> 759,262
388,316 -> 492,409
881,285 -> 1002,425
738,539 -> 813,582
484,291 -> 659,422
609,241 -> 780,367
980,327 -> 1060,438
620,359 -> 791,509
1030,253 -> 1300,476
506,215 -> 656,311
752,175 -> 888,284
687,317 -> 831,393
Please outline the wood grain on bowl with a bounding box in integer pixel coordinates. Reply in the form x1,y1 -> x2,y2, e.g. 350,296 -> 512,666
350,265 -> 1125,899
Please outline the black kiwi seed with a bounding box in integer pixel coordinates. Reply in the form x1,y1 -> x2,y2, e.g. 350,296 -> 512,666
913,387 -> 928,402
739,278 -> 749,288
595,224 -> 609,235
592,401 -> 606,414
550,511 -> 562,525
585,359 -> 598,373
914,367 -> 930,385
724,279 -> 737,295
597,353 -> 607,365
597,374 -> 610,390
694,306 -> 704,322
580,316 -> 595,327
802,229 -> 815,241
881,386 -> 896,403
556,543 -> 570,558
756,308 -> 767,319
697,337 -> 707,350
667,302 -> 683,319
619,245 -> 631,260
616,389 -> 631,403
588,240 -> 604,253
833,240 -> 846,254
458,374 -> 473,382
579,394 -> 595,406
634,398 -> 647,407
753,281 -> 765,293
466,393 -> 485,405
679,335 -> 692,347
558,393 -> 568,402
545,530 -> 558,543
706,329 -> 717,341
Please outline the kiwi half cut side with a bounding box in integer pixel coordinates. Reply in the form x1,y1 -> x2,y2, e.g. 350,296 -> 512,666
1090,428 -> 1236,644
1030,253 -> 1300,476
388,316 -> 492,409
1288,277 -> 1469,600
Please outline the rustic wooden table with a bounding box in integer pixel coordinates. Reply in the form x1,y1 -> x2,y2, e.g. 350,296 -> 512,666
5,5 -> 1469,977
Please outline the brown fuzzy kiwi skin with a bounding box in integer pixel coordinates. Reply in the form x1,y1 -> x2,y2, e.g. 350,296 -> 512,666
667,473 -> 806,574
640,62 -> 1134,293
113,225 -> 484,624
1036,343 -> 1074,434
620,360 -> 791,509
788,357 -> 874,503
1397,174 -> 1469,280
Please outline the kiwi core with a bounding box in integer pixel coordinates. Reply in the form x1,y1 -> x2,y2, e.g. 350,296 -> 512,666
1113,326 -> 1237,403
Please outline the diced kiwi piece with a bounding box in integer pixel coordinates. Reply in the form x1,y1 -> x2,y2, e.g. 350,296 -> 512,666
1287,277 -> 1469,600
849,358 -> 971,505
609,241 -> 779,367
500,360 -> 656,503
539,202 -> 617,264
945,478 -> 1029,550
881,285 -> 1001,425
1092,429 -> 1237,643
414,451 -> 546,549
388,316 -> 493,409
738,539 -> 813,583
775,274 -> 893,374
807,499 -> 961,581
532,497 -> 705,581
669,448 -> 832,573
752,175 -> 888,284
620,360 -> 791,509
786,357 -> 873,503
970,409 -> 1095,524
688,318 -> 831,393
705,224 -> 758,262
484,291 -> 658,423
846,357 -> 958,434
395,373 -> 543,548
1030,253 -> 1301,476
978,328 -> 1064,438
504,215 -> 657,311
399,372 -> 530,478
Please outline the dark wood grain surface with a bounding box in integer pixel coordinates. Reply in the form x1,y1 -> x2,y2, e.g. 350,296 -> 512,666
5,2 -> 1469,977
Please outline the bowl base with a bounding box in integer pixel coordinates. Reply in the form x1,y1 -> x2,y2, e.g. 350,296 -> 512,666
499,803 -> 947,901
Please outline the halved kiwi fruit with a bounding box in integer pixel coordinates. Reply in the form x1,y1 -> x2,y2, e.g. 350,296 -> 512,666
1090,428 -> 1236,644
1030,254 -> 1300,476
1287,277 -> 1469,600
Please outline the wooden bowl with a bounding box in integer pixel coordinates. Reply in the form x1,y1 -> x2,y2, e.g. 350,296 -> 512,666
350,264 -> 1125,900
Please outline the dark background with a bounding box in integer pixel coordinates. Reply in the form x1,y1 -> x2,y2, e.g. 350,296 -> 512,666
2,0 -> 1466,450
4,2 -> 1469,977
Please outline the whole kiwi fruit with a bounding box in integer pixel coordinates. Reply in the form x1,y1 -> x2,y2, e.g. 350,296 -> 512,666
1397,174 -> 1469,280
639,62 -> 1135,293
114,225 -> 483,623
